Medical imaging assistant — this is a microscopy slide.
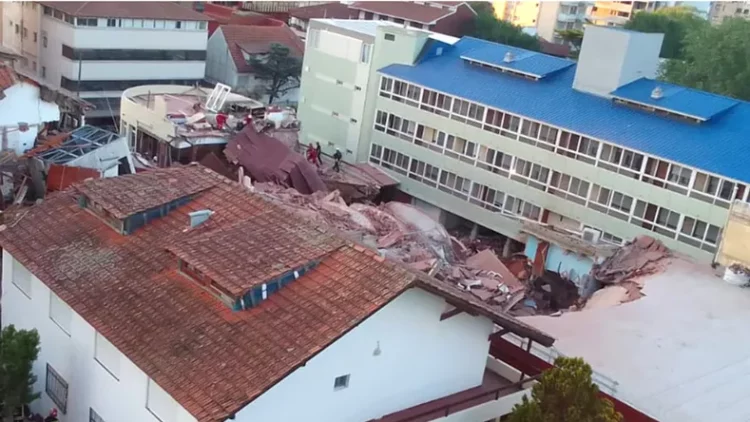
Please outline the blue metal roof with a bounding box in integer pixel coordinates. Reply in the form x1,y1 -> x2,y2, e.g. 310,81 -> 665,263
379,37 -> 750,184
460,43 -> 574,78
610,78 -> 739,121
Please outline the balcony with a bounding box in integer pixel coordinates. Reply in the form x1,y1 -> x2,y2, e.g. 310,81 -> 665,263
557,12 -> 581,22
371,355 -> 540,422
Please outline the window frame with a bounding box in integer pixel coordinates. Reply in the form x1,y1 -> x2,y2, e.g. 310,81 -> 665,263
46,364 -> 68,414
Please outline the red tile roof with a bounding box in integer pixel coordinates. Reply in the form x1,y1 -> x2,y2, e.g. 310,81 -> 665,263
0,165 -> 552,421
0,64 -> 18,94
349,1 -> 461,24
40,2 -> 208,21
219,24 -> 305,73
289,2 -> 360,20
46,165 -> 101,192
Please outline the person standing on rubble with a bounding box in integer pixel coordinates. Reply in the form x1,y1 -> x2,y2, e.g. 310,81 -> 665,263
315,142 -> 323,166
333,148 -> 342,172
306,143 -> 318,166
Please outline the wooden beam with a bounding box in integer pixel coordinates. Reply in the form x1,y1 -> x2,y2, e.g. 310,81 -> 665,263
440,307 -> 463,321
488,329 -> 510,342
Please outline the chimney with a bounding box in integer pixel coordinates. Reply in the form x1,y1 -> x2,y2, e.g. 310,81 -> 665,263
573,26 -> 664,97
189,210 -> 213,228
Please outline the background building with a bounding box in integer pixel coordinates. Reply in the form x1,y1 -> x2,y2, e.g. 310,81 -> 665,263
708,1 -> 750,24
492,1 -> 588,44
38,2 -> 209,125
588,1 -> 668,26
1,1 -> 41,75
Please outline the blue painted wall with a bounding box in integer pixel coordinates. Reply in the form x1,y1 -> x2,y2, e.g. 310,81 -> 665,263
524,235 -> 595,284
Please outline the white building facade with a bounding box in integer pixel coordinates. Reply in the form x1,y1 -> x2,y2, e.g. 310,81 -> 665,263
1,1 -> 42,75
38,3 -> 209,121
0,69 -> 59,154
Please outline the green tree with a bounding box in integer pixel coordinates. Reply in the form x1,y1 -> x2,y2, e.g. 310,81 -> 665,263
248,43 -> 302,104
0,326 -> 41,420
467,4 -> 540,51
624,6 -> 708,59
509,357 -> 622,422
554,29 -> 584,57
661,17 -> 750,101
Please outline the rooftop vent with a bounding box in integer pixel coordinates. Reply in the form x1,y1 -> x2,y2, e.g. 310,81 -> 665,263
650,86 -> 663,100
503,51 -> 515,63
189,210 -> 214,228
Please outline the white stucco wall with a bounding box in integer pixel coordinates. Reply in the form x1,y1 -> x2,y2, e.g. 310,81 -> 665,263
233,288 -> 494,422
205,29 -> 239,88
0,251 -> 197,422
3,250 -> 497,422
0,82 -> 59,154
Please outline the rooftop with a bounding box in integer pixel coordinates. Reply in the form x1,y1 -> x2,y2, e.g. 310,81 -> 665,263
522,259 -> 750,422
380,36 -> 750,184
289,2 -> 359,20
41,1 -> 208,21
218,24 -> 305,73
0,165 -> 552,421
34,125 -> 122,165
349,1 -> 468,24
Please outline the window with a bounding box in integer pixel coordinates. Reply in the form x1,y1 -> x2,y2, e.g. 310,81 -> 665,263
374,110 -> 387,131
438,170 -> 471,199
49,292 -> 72,335
391,80 -> 420,106
384,33 -> 395,41
599,144 -> 643,178
147,379 -> 176,422
33,31 -> 37,42
15,24 -> 19,34
41,66 -> 46,78
175,21 -> 182,29
470,183 -> 506,212
61,46 -> 208,61
556,132 -> 598,164
42,31 -> 48,48
198,21 -> 207,30
90,408 -> 105,422
445,135 -> 477,163
12,259 -> 32,298
408,159 -> 440,187
690,172 -> 744,208
60,76 -> 204,92
381,147 -> 409,175
334,374 -> 350,390
548,172 -> 590,205
22,27 -> 27,38
477,146 -> 513,177
369,143 -> 383,164
632,200 -> 680,238
379,76 -> 393,97
46,364 -> 68,414
420,88 -> 451,117
360,43 -> 371,63
77,17 -> 98,26
679,216 -> 721,252
450,99 -> 484,127
588,185 -> 633,220
95,332 -> 120,380
511,159 -> 549,191
107,18 -> 117,27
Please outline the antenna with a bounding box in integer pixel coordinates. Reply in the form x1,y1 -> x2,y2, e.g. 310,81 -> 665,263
205,83 -> 231,112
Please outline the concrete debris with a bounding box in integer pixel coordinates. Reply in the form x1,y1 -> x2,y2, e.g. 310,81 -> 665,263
592,235 -> 670,285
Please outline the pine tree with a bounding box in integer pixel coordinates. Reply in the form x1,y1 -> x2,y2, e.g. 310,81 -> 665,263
0,325 -> 41,420
509,357 -> 622,422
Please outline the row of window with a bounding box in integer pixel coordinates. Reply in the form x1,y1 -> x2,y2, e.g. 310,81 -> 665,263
44,6 -> 207,30
378,76 -> 750,209
62,45 -> 206,61
370,143 -> 544,223
373,110 -> 722,253
7,19 -> 37,43
60,76 -> 205,92
12,258 -> 172,422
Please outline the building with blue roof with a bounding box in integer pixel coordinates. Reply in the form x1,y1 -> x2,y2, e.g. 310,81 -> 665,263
299,20 -> 749,263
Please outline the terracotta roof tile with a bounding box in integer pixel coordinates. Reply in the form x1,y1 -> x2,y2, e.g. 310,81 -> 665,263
349,1 -> 459,24
0,64 -> 18,94
40,1 -> 208,21
219,24 -> 304,73
76,165 -> 220,219
0,164 -> 552,421
289,2 -> 360,20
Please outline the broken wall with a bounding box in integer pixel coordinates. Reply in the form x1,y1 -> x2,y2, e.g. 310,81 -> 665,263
717,200 -> 750,267
524,235 -> 596,295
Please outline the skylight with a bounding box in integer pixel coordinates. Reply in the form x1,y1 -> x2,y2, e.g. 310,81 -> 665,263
610,78 -> 739,122
460,45 -> 575,80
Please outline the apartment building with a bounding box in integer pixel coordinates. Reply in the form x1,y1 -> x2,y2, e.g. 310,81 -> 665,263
708,1 -> 750,24
300,21 -> 750,264
38,2 -> 209,124
1,1 -> 42,75
493,1 -> 588,44
588,1 -> 668,26
0,164 -> 553,422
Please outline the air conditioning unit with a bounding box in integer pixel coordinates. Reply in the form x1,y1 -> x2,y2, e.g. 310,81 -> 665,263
582,228 -> 601,244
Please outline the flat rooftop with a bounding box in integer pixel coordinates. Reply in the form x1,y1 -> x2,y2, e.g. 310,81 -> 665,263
315,18 -> 459,44
522,259 -> 750,422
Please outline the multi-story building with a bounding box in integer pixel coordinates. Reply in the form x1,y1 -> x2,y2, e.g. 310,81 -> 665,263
0,164 -> 553,422
588,1 -> 668,26
494,1 -> 588,43
708,1 -> 750,24
38,2 -> 209,125
1,1 -> 42,75
300,20 -> 750,264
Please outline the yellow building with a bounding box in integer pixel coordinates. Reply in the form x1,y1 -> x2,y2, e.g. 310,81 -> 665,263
493,0 -> 541,28
588,1 -> 668,26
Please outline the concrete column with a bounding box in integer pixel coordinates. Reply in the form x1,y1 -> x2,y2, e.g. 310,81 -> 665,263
502,237 -> 513,258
